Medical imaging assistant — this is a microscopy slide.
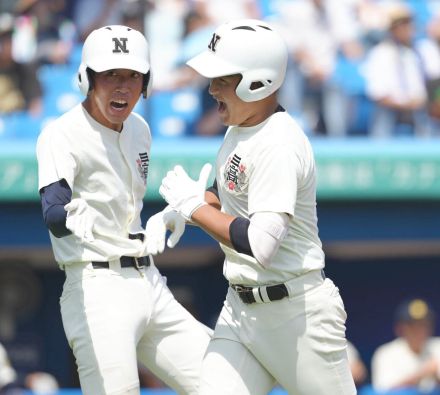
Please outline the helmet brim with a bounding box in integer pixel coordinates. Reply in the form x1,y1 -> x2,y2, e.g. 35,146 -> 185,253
187,50 -> 243,78
89,56 -> 150,74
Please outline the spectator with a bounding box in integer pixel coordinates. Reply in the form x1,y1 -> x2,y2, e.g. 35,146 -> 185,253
145,0 -> 189,89
362,3 -> 431,138
348,0 -> 392,48
0,12 -> 42,115
72,0 -> 126,42
347,340 -> 368,388
0,342 -> 17,395
371,298 -> 440,392
421,8 -> 440,134
192,0 -> 261,25
273,0 -> 364,136
24,371 -> 58,395
13,0 -> 75,65
160,7 -> 226,136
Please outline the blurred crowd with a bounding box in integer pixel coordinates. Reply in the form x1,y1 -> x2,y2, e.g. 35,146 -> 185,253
2,0 -> 440,138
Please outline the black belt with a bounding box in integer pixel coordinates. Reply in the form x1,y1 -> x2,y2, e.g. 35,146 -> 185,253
92,255 -> 150,269
231,270 -> 326,304
231,283 -> 289,304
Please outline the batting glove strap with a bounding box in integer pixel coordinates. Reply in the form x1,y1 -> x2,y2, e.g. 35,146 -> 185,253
179,199 -> 207,221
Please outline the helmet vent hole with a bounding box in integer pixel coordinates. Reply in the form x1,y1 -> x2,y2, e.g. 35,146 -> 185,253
232,26 -> 256,32
250,81 -> 264,90
258,25 -> 272,31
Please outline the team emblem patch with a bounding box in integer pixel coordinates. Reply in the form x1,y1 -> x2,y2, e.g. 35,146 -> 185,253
224,153 -> 247,192
136,152 -> 149,185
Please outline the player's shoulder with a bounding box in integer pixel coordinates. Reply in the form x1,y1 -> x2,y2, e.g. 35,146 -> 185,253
127,111 -> 151,135
263,111 -> 309,148
37,104 -> 83,144
270,110 -> 304,131
128,112 -> 150,130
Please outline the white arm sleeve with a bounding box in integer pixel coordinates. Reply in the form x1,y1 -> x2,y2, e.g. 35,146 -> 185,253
248,211 -> 289,268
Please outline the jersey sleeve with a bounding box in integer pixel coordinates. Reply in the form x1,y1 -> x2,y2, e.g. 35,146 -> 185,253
248,143 -> 300,216
36,126 -> 78,192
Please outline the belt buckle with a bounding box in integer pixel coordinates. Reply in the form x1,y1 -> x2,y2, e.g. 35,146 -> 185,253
232,285 -> 255,304
233,285 -> 247,293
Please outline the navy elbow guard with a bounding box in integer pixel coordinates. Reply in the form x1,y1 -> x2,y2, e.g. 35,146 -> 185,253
40,179 -> 72,238
229,217 -> 253,257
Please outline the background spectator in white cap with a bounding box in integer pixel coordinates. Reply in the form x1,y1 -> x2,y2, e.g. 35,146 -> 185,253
362,3 -> 434,138
371,297 -> 440,392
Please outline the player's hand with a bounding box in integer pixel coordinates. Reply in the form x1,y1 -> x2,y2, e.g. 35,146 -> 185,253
64,198 -> 96,243
143,206 -> 185,255
159,163 -> 212,221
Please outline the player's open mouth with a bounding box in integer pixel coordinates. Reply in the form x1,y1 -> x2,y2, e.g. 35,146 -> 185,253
110,100 -> 128,110
218,101 -> 226,113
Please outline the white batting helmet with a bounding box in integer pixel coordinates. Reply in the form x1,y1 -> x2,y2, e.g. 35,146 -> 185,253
77,25 -> 152,98
187,19 -> 288,102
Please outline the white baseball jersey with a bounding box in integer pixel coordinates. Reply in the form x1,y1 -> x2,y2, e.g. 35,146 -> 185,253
36,103 -> 150,265
216,110 -> 325,285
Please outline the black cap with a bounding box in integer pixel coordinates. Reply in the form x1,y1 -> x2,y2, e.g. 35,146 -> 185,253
394,298 -> 435,323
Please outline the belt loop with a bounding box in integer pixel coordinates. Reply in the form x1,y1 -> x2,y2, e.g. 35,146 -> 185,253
252,287 -> 264,303
109,259 -> 120,272
133,257 -> 145,277
258,286 -> 271,303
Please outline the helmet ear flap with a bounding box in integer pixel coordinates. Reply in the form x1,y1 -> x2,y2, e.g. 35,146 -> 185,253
78,63 -> 90,96
236,69 -> 278,102
142,70 -> 153,99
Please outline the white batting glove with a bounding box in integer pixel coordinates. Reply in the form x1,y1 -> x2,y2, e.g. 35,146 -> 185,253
143,206 -> 186,255
64,198 -> 96,243
159,163 -> 212,221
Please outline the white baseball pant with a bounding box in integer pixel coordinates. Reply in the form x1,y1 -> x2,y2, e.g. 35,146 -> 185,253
60,260 -> 211,395
199,272 -> 356,395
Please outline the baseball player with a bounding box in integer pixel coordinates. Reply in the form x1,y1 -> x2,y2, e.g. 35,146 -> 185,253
157,19 -> 357,394
36,25 -> 211,395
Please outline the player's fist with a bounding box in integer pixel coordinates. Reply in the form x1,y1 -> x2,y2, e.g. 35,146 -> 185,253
159,163 -> 212,221
64,198 -> 96,243
143,206 -> 185,255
